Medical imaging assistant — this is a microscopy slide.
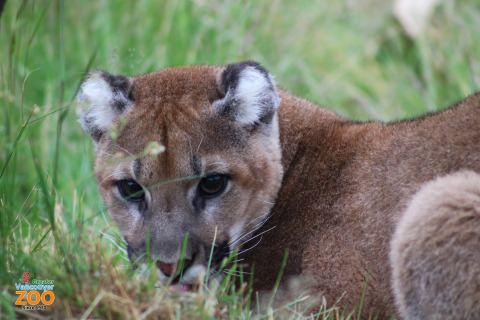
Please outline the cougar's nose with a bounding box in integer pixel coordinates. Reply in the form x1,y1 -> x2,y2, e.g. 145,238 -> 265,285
156,259 -> 193,277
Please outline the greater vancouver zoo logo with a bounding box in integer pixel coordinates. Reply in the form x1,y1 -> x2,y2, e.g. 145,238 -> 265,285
15,272 -> 55,310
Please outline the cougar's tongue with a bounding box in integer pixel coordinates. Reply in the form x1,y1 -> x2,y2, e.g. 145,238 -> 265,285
179,284 -> 192,292
168,284 -> 193,293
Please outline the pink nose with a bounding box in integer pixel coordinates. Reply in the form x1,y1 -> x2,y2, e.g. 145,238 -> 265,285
156,261 -> 176,276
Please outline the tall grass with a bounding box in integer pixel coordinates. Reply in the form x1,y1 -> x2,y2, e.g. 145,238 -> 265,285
1,0 -> 479,319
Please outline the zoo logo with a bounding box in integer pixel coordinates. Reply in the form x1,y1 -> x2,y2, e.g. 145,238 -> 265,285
15,272 -> 55,310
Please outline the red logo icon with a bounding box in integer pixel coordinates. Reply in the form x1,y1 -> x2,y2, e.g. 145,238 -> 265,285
21,272 -> 30,284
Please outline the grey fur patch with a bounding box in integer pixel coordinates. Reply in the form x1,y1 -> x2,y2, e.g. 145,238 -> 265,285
191,154 -> 202,176
133,158 -> 141,180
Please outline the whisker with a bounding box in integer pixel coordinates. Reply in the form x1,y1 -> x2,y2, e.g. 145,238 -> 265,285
196,135 -> 204,153
229,215 -> 269,244
223,270 -> 253,276
101,231 -> 129,258
229,208 -> 275,245
116,145 -> 133,156
242,212 -> 269,232
222,270 -> 239,278
237,236 -> 263,255
188,140 -> 193,161
98,172 -> 129,189
206,162 -> 226,167
237,226 -> 276,251
99,149 -> 123,160
228,213 -> 269,245
229,214 -> 272,247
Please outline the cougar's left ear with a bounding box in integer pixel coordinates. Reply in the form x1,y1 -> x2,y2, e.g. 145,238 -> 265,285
77,70 -> 133,143
216,61 -> 280,126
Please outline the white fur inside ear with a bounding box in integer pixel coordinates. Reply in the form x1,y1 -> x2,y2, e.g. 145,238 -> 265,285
235,67 -> 279,125
78,73 -> 118,132
235,68 -> 269,124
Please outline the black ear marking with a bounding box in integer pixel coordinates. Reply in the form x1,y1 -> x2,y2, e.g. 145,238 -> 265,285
97,70 -> 133,113
218,61 -> 272,95
82,117 -> 104,142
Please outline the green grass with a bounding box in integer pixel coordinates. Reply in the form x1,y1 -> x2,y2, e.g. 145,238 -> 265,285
1,0 -> 479,319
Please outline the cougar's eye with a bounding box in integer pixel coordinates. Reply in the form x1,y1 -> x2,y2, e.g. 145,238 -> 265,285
198,175 -> 227,198
117,180 -> 145,202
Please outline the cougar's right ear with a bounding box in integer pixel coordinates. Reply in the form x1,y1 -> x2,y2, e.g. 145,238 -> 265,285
77,70 -> 133,143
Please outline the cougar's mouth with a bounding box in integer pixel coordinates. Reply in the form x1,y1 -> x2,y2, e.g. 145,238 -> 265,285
156,259 -> 197,292
164,241 -> 231,291
156,258 -> 194,279
129,241 -> 231,292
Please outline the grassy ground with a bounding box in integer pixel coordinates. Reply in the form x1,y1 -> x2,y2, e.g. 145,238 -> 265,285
1,0 -> 479,319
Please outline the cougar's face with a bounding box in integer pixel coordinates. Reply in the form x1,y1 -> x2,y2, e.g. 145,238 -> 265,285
80,62 -> 283,287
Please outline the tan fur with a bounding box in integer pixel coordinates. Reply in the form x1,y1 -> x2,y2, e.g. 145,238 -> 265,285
391,170 -> 480,319
79,62 -> 480,319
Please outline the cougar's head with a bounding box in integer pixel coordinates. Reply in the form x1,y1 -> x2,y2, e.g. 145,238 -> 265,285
78,61 -> 283,288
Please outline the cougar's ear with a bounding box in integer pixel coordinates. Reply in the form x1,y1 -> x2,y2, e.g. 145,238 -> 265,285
216,61 -> 280,126
77,70 -> 133,143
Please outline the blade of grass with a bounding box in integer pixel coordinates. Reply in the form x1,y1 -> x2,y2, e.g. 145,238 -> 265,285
69,45 -> 98,104
5,1 -> 28,139
80,289 -> 106,320
356,272 -> 369,320
10,180 -> 38,231
0,0 -> 7,19
28,138 -> 54,229
204,226 -> 218,289
20,69 -> 39,123
26,106 -> 68,125
26,45 -> 97,125
0,105 -> 35,180
52,0 -> 65,189
266,249 -> 289,312
22,0 -> 52,84
176,232 -> 189,282
30,226 -> 52,254
245,264 -> 255,313
144,227 -> 151,264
